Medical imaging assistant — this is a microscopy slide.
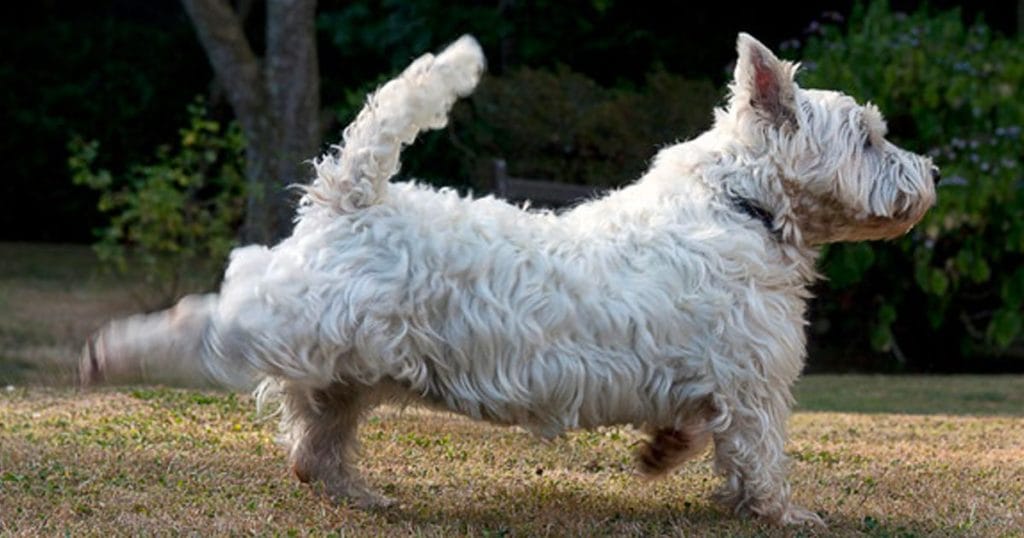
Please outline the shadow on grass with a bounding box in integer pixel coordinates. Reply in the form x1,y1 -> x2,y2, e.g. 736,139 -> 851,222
383,484 -> 728,535
378,477 -> 953,537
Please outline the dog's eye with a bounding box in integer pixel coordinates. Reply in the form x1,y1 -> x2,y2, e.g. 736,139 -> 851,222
863,136 -> 873,150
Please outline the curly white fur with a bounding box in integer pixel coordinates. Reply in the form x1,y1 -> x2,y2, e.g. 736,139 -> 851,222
82,34 -> 936,527
305,35 -> 484,213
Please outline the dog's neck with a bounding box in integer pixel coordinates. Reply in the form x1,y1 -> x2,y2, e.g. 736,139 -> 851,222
646,131 -> 784,239
698,142 -> 825,284
631,136 -> 821,284
726,194 -> 777,238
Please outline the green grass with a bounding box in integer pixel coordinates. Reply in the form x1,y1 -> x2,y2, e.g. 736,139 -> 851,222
794,374 -> 1024,416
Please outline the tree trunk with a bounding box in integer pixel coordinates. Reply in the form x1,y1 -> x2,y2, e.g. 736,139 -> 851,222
181,0 -> 320,245
1019,0 -> 1024,35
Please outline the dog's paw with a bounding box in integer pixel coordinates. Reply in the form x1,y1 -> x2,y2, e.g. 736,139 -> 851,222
318,479 -> 396,510
713,487 -> 826,528
352,491 -> 396,510
334,488 -> 396,510
78,335 -> 103,388
777,504 -> 826,528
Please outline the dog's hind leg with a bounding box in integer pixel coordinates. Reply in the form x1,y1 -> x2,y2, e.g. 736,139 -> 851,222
79,294 -> 256,390
281,381 -> 392,508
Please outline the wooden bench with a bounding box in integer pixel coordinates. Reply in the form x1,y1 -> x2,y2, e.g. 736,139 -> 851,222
490,159 -> 605,207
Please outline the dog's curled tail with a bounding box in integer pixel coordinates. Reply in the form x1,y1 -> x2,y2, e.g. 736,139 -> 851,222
304,35 -> 485,213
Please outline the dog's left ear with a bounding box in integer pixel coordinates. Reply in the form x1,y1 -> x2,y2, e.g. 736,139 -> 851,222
732,33 -> 798,128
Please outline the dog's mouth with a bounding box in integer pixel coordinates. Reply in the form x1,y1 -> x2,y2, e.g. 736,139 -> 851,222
851,188 -> 935,241
860,217 -> 918,240
807,201 -> 931,243
849,206 -> 930,241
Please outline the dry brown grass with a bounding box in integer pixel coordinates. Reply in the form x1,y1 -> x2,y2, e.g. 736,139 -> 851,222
2,243 -> 1023,536
2,384 -> 1022,537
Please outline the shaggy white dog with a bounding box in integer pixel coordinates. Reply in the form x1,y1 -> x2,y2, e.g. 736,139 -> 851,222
82,34 -> 937,526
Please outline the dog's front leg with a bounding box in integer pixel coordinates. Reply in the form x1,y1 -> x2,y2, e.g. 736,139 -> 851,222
710,387 -> 824,527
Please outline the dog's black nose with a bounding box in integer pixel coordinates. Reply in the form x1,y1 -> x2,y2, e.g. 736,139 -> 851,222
931,166 -> 941,185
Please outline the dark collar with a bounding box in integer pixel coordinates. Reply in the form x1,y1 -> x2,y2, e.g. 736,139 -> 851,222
728,195 -> 777,236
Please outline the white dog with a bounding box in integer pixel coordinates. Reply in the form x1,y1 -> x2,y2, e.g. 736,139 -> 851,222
82,34 -> 937,526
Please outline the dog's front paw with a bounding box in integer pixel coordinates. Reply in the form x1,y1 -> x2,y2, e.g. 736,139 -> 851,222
714,486 -> 825,528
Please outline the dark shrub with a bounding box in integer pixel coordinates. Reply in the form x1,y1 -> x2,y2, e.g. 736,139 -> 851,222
796,1 -> 1024,370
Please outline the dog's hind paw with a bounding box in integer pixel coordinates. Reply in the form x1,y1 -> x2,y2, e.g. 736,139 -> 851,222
78,335 -> 103,388
336,489 -> 396,510
319,480 -> 396,510
778,504 -> 826,527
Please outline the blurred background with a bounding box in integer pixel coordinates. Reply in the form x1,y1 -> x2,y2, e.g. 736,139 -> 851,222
1,0 -> 1022,383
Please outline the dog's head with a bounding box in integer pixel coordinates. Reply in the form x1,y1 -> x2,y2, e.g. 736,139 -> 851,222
721,33 -> 937,245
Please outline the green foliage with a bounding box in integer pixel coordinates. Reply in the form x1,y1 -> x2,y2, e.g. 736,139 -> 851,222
452,67 -> 718,189
797,1 -> 1024,365
69,99 -> 245,307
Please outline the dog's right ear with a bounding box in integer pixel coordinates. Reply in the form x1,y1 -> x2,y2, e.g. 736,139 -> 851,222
732,33 -> 798,128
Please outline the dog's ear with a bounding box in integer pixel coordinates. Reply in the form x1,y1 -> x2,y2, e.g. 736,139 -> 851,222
732,33 -> 797,128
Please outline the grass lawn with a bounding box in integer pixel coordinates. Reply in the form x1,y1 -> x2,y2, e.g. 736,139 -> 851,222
1,242 -> 1022,536
2,380 -> 1022,537
0,242 -> 143,386
0,242 -> 211,386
